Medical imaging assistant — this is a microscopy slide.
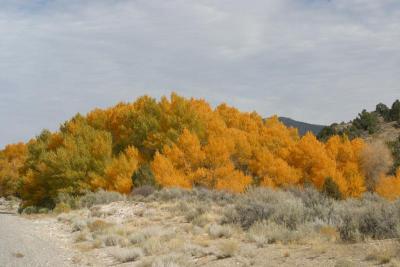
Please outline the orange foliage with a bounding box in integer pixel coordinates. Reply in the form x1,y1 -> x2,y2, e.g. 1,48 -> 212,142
7,93 -> 398,205
376,169 -> 400,200
91,146 -> 139,193
0,143 -> 28,196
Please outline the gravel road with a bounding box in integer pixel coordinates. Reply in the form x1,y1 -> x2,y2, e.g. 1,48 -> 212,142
0,213 -> 75,267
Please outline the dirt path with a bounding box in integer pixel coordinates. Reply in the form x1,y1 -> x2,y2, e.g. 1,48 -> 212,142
0,213 -> 76,267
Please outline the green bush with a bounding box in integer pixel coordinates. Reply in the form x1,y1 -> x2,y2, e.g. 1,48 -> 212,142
322,177 -> 342,200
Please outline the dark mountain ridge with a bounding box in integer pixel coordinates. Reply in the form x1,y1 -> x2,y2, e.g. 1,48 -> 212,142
278,117 -> 326,136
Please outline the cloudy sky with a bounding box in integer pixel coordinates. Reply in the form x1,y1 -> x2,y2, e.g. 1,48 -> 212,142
0,0 -> 399,147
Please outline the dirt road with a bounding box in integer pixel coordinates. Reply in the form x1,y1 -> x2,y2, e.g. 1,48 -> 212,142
0,213 -> 75,267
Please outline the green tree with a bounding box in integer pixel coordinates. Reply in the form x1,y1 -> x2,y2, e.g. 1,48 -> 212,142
388,136 -> 400,175
132,163 -> 156,187
390,100 -> 400,122
353,110 -> 379,134
376,103 -> 390,121
322,177 -> 342,200
20,115 -> 113,207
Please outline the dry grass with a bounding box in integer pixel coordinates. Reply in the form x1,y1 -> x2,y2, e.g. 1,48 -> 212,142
110,247 -> 144,263
207,224 -> 234,239
365,242 -> 399,264
216,239 -> 238,259
87,219 -> 113,233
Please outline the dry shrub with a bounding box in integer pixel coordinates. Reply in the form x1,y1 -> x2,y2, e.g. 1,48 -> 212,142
87,219 -> 113,233
131,186 -> 155,197
216,240 -> 238,259
207,224 -> 233,239
78,190 -> 126,208
360,141 -> 393,191
334,259 -> 355,267
142,236 -> 164,255
103,234 -> 121,246
247,221 -> 305,246
110,247 -> 143,263
365,242 -> 398,264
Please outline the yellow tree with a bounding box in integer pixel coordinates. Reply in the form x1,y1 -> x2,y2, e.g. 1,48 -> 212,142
249,148 -> 301,188
376,169 -> 400,200
325,136 -> 366,197
289,133 -> 336,189
91,146 -> 139,193
0,143 -> 28,197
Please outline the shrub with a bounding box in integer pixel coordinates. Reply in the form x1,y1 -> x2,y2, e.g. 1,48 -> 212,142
143,236 -> 164,255
337,211 -> 361,242
358,204 -> 399,239
53,202 -> 71,214
103,234 -> 122,247
207,224 -> 233,239
223,188 -> 306,230
216,240 -> 238,259
78,190 -> 125,208
111,247 -> 143,263
21,206 -> 39,214
336,197 -> 400,241
71,218 -> 87,232
247,221 -> 304,246
87,219 -> 113,233
131,185 -> 155,197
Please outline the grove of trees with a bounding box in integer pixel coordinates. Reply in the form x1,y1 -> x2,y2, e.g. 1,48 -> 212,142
1,94 -> 400,207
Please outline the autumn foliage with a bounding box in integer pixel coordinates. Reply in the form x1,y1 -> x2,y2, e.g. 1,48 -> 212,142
1,93 -> 399,206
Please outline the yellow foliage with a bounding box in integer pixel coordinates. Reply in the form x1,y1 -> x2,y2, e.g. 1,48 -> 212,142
8,93 -> 393,204
289,133 -> 336,189
376,169 -> 400,200
0,143 -> 28,196
92,146 -> 139,194
151,152 -> 191,188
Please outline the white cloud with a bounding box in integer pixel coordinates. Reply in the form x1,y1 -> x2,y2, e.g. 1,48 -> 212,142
0,0 -> 399,146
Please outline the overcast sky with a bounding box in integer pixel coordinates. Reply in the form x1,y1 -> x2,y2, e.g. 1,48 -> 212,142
0,0 -> 399,147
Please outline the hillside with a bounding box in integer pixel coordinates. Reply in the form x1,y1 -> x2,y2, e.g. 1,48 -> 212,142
318,100 -> 400,142
278,117 -> 326,136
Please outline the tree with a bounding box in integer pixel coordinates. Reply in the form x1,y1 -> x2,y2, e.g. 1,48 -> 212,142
288,133 -> 336,189
0,143 -> 28,197
360,141 -> 393,191
390,100 -> 400,122
388,136 -> 400,175
322,177 -> 342,200
91,146 -> 139,193
353,110 -> 379,134
376,103 -> 390,121
19,116 -> 115,207
376,169 -> 400,200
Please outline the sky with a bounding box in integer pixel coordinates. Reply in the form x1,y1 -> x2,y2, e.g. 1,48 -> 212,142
0,0 -> 399,147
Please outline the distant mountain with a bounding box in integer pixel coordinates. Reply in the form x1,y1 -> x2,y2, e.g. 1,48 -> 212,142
279,117 -> 326,136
